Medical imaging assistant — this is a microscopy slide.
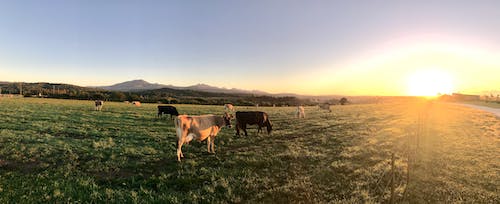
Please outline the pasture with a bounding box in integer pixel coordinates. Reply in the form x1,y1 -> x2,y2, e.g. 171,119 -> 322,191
0,97 -> 498,203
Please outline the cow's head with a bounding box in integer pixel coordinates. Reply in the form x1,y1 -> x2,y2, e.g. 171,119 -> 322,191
266,120 -> 273,134
223,112 -> 233,128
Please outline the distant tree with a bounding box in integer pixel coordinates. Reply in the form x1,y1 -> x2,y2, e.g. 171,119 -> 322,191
110,91 -> 126,101
92,93 -> 106,100
339,97 -> 348,105
483,95 -> 489,102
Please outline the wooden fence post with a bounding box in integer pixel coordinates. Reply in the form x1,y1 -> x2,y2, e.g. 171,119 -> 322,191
390,153 -> 395,204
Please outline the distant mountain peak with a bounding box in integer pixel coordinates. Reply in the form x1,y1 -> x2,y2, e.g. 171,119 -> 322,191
97,79 -> 170,91
97,79 -> 270,95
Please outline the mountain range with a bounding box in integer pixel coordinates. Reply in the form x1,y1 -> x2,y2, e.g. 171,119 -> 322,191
0,79 -> 390,104
97,79 -> 269,95
96,79 -> 357,102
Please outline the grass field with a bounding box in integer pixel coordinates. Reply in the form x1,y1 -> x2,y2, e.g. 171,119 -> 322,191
0,97 -> 498,203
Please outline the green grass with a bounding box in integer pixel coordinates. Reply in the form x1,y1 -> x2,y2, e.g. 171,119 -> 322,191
0,97 -> 498,203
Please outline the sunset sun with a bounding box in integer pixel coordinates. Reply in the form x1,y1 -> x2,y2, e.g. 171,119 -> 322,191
407,69 -> 454,96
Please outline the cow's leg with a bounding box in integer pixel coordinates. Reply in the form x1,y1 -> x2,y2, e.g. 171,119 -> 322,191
177,140 -> 184,161
242,124 -> 248,136
176,122 -> 186,161
210,135 -> 215,153
235,123 -> 240,136
208,127 -> 218,153
207,136 -> 212,153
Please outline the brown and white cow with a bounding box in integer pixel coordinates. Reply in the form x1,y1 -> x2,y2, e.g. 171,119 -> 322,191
296,105 -> 305,118
174,113 -> 232,161
224,103 -> 235,112
95,100 -> 104,111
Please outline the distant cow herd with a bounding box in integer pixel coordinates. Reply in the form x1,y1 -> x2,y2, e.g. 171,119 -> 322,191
93,101 -> 334,161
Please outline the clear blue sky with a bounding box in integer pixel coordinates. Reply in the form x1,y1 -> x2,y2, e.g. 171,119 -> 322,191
1,0 -> 499,95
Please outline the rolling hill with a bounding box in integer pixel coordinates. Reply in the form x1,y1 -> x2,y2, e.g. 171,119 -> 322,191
97,79 -> 269,95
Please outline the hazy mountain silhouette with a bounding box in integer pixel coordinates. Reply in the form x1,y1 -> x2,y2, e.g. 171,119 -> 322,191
97,79 -> 173,91
98,79 -> 269,95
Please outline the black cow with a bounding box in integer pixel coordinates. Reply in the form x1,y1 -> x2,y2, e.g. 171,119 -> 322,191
158,105 -> 179,119
235,111 -> 272,136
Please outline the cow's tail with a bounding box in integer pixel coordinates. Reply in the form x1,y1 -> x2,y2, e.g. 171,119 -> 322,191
174,116 -> 183,161
174,116 -> 181,137
174,116 -> 178,126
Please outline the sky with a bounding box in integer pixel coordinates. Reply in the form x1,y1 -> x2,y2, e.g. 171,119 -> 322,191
1,0 -> 499,96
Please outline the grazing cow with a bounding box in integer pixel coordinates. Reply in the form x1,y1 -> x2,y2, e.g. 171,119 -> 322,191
95,100 -> 104,111
132,101 -> 141,106
158,105 -> 179,118
296,105 -> 305,118
319,103 -> 331,112
224,103 -> 235,112
175,113 -> 232,161
235,111 -> 272,136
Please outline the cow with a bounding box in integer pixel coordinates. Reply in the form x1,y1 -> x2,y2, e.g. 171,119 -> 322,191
132,101 -> 141,106
319,103 -> 331,112
296,105 -> 305,118
95,100 -> 104,111
158,105 -> 179,119
174,113 -> 232,161
224,103 -> 235,112
235,111 -> 272,136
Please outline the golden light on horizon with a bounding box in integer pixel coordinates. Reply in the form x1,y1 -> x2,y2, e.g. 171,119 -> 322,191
302,38 -> 500,96
407,69 -> 454,96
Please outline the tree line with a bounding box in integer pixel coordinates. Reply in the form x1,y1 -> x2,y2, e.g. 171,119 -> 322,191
0,82 -> 329,106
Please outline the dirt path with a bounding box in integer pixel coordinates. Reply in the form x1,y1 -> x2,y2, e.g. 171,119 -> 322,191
458,103 -> 500,117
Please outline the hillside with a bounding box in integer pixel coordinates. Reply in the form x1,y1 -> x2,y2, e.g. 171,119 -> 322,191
97,79 -> 269,95
96,79 -> 173,91
0,81 -> 315,106
0,82 -> 103,96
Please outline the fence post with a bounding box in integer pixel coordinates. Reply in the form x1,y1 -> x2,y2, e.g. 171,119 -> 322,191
390,153 -> 395,204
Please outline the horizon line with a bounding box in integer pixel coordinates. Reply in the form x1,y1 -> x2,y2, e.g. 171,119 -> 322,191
0,79 -> 496,97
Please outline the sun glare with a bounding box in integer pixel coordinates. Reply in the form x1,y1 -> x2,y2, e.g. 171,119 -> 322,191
407,69 -> 454,96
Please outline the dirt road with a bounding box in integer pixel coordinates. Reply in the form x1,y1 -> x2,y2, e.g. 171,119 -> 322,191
459,103 -> 500,117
